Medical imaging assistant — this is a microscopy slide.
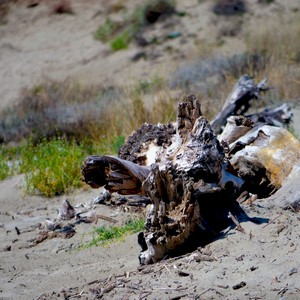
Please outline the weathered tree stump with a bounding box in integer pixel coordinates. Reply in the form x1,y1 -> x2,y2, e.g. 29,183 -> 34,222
82,95 -> 244,264
81,75 -> 297,265
138,96 -> 244,264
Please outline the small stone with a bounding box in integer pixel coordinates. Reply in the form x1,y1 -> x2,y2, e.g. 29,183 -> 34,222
289,268 -> 298,276
3,245 -> 11,251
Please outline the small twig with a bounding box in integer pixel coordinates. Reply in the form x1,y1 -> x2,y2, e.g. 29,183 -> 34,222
34,293 -> 45,300
144,287 -> 187,293
87,279 -> 100,285
170,294 -> 188,300
263,213 -> 282,228
164,264 -> 172,275
96,214 -> 118,224
277,284 -> 289,295
139,292 -> 152,300
199,288 -> 212,297
101,283 -> 116,294
228,212 -> 245,233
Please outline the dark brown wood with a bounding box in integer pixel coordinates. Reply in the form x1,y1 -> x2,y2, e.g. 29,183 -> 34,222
81,155 -> 150,195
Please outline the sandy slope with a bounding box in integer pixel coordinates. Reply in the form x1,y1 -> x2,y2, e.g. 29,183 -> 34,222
1,0 -> 299,108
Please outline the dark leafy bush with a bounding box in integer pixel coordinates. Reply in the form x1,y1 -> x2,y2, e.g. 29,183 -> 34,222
213,0 -> 247,16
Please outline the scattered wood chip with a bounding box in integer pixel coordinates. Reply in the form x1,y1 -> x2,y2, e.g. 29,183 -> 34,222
15,226 -> 20,235
276,225 -> 286,235
236,254 -> 245,261
289,267 -> 298,276
194,254 -> 216,262
232,281 -> 246,290
228,212 -> 245,233
177,270 -> 190,277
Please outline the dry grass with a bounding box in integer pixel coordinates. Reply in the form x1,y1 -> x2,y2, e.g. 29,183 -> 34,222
244,16 -> 300,104
0,76 -> 179,145
1,4 -> 300,143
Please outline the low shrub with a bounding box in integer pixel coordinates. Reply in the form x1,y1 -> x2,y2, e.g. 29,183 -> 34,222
110,29 -> 132,51
0,146 -> 19,180
95,0 -> 176,51
0,81 -> 122,144
213,0 -> 247,16
94,18 -> 122,42
20,139 -> 87,197
52,0 -> 73,14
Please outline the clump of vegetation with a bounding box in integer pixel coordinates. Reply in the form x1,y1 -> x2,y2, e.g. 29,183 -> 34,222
0,76 -> 177,146
110,29 -> 132,51
0,81 -> 122,144
94,18 -> 122,42
213,0 -> 247,16
0,145 -> 19,180
81,219 -> 144,248
94,0 -> 176,51
0,135 -> 125,197
244,15 -> 300,103
0,75 -> 177,196
0,0 -> 21,24
143,0 -> 176,24
52,0 -> 74,15
20,139 -> 87,197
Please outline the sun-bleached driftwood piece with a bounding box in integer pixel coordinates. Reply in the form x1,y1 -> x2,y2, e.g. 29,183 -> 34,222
81,155 -> 150,195
218,115 -> 254,145
247,103 -> 292,128
210,75 -> 269,134
229,125 -> 300,197
266,161 -> 300,212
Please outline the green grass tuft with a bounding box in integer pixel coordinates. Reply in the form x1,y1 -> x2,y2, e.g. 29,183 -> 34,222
20,138 -> 88,197
94,18 -> 121,42
0,146 -> 19,180
110,30 -> 132,51
80,219 -> 144,248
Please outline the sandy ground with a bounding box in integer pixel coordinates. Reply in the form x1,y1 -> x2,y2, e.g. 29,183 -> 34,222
0,174 -> 299,300
0,175 -> 144,300
0,0 -> 300,299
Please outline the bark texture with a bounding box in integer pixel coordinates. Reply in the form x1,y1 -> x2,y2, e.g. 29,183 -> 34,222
138,95 -> 243,264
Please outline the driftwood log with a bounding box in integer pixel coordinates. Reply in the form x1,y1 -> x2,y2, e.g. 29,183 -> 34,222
81,75 -> 297,265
